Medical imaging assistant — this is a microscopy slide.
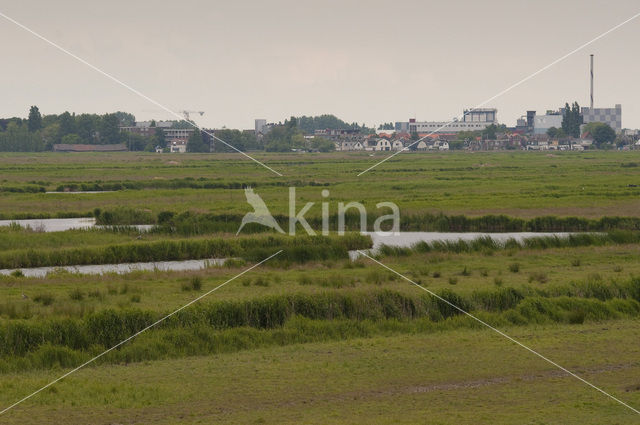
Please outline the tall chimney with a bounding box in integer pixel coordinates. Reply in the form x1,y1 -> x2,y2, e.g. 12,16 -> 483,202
590,54 -> 594,109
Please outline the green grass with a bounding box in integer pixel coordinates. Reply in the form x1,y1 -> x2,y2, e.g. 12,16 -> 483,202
3,242 -> 640,317
2,241 -> 640,373
3,151 -> 640,423
2,151 -> 640,220
0,321 -> 638,424
0,232 -> 371,269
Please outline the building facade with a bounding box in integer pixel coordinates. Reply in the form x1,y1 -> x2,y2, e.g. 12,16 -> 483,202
533,113 -> 563,135
581,104 -> 622,133
255,119 -> 267,134
395,108 -> 498,134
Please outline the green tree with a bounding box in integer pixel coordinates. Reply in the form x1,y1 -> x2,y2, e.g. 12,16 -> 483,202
447,140 -> 465,150
27,106 -> 42,132
212,129 -> 259,152
291,132 -> 306,149
286,116 -> 298,129
264,126 -> 292,152
123,133 -> 148,151
310,137 -> 335,152
0,121 -> 44,152
61,134 -> 82,144
41,123 -> 60,149
153,127 -> 167,149
114,111 -> 135,126
100,113 -> 121,144
584,122 -> 616,148
546,127 -> 566,139
58,111 -> 76,137
76,114 -> 97,142
482,124 -> 497,140
456,130 -> 480,142
186,129 -> 208,152
561,102 -> 583,138
264,123 -> 305,152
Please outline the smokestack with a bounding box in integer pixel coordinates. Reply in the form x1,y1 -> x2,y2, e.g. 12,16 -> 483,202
590,54 -> 594,109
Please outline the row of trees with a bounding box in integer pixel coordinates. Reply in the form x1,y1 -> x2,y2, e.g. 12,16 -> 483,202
0,106 -> 143,152
452,124 -> 507,143
296,114 -> 374,134
262,117 -> 335,152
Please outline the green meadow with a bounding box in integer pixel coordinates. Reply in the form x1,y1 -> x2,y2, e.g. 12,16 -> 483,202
2,150 -> 640,219
1,151 -> 640,423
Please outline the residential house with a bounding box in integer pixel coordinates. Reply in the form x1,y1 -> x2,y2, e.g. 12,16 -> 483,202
392,140 -> 406,151
371,139 -> 392,151
336,140 -> 365,151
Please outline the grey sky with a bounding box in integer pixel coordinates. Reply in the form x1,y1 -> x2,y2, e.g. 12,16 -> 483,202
2,0 -> 639,129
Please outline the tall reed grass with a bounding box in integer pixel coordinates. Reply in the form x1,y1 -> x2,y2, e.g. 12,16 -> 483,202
0,234 -> 372,269
378,231 -> 640,257
2,278 -> 638,366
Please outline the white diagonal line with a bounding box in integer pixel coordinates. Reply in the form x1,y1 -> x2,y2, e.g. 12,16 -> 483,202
0,11 -> 283,177
358,10 -> 640,176
0,250 -> 282,416
357,250 -> 640,415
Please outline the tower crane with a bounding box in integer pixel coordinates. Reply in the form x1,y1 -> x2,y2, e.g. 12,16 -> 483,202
180,110 -> 205,121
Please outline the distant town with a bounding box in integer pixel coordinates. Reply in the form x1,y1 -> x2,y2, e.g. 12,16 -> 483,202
0,103 -> 636,154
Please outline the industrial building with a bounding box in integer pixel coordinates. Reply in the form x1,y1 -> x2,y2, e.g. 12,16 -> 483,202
395,108 -> 498,134
533,110 -> 564,135
580,55 -> 622,133
581,104 -> 622,133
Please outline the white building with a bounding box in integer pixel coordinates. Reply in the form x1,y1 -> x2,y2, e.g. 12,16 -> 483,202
437,141 -> 450,151
533,113 -> 563,135
336,141 -> 365,151
372,139 -> 392,151
392,140 -> 406,151
255,119 -> 267,134
164,128 -> 195,143
396,108 -> 498,134
170,140 -> 187,153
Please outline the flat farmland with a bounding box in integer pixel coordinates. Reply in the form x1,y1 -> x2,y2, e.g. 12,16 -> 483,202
1,151 -> 640,424
1,151 -> 640,218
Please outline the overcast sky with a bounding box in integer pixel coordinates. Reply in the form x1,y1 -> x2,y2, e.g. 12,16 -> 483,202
1,0 -> 639,129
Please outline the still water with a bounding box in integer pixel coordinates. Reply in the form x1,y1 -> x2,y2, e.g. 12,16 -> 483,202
0,258 -> 227,278
0,218 -> 153,232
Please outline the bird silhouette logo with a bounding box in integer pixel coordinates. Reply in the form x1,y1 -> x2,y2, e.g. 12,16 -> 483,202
236,187 -> 285,235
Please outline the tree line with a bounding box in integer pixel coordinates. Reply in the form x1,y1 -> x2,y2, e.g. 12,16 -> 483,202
188,116 -> 335,153
0,107 -> 145,152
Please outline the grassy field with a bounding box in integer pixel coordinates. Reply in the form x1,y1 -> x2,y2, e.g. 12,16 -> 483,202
2,151 -> 640,219
1,151 -> 640,423
1,322 -> 638,424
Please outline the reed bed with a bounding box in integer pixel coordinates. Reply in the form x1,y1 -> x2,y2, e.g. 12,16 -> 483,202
1,278 -> 638,371
0,233 -> 371,269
